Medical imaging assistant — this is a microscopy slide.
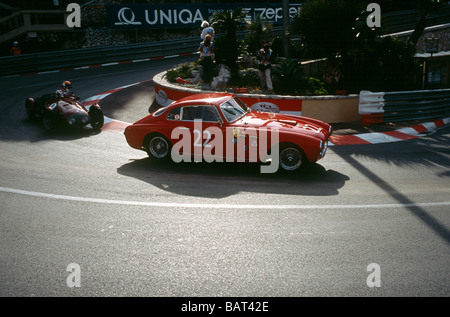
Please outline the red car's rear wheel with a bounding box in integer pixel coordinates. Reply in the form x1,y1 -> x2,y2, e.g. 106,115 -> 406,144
146,135 -> 171,160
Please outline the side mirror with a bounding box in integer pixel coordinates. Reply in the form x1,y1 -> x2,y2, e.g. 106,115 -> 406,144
218,119 -> 223,128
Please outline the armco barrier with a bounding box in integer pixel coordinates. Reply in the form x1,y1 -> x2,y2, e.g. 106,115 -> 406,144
0,27 -> 284,77
0,37 -> 201,76
153,71 -> 360,123
359,89 -> 450,125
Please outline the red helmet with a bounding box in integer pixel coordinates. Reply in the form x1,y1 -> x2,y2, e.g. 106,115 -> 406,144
62,81 -> 72,90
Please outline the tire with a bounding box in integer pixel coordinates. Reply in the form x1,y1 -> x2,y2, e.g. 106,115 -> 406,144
146,134 -> 171,160
279,145 -> 304,172
25,98 -> 35,120
42,112 -> 56,131
89,107 -> 104,131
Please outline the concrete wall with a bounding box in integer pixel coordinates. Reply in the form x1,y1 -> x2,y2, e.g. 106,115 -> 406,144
153,71 -> 361,124
301,97 -> 360,123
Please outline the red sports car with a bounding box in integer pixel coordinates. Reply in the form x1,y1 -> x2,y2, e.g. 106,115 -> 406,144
124,93 -> 332,173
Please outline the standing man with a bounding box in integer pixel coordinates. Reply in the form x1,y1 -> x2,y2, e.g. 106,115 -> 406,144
198,34 -> 215,84
257,42 -> 274,92
10,41 -> 21,56
200,21 -> 215,41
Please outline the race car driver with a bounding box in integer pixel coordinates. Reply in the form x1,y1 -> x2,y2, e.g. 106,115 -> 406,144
56,81 -> 75,98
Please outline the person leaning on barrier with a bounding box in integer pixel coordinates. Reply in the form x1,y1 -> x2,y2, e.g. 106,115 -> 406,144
198,34 -> 215,84
257,42 -> 274,92
200,20 -> 215,41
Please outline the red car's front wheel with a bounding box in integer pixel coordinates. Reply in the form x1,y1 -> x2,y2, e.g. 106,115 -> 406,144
42,112 -> 56,132
279,145 -> 304,172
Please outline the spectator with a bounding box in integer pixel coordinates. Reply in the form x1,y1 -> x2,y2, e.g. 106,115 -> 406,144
257,42 -> 274,92
198,34 -> 215,84
10,41 -> 21,56
200,20 -> 215,41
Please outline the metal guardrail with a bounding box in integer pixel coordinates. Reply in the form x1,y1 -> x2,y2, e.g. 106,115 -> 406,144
359,89 -> 450,125
0,36 -> 201,76
383,5 -> 450,34
0,27 -> 283,77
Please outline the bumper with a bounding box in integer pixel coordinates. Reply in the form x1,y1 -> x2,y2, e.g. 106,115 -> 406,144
66,114 -> 91,127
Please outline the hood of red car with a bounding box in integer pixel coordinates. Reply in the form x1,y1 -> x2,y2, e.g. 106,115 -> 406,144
53,99 -> 87,118
234,111 -> 331,139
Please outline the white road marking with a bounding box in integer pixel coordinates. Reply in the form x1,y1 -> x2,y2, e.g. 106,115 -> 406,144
1,187 -> 449,210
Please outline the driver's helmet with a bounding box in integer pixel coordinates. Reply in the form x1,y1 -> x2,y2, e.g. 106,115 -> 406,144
62,81 -> 72,93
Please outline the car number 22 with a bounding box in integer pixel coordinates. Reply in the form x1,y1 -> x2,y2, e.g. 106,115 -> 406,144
193,129 -> 212,148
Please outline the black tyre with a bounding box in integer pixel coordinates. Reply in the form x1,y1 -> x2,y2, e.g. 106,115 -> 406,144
25,98 -> 35,120
279,145 -> 305,172
43,112 -> 56,131
146,134 -> 171,160
89,107 -> 104,130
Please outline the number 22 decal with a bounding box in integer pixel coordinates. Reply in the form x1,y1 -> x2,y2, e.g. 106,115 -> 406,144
193,129 -> 212,148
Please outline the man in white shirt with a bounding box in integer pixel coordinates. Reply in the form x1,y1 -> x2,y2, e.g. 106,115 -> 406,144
200,21 -> 215,40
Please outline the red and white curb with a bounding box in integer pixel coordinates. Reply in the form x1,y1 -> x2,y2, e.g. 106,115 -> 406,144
81,82 -> 142,133
328,118 -> 450,146
84,82 -> 450,145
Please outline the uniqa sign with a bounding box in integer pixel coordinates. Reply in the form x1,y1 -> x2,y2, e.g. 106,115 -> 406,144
113,7 -> 204,27
107,3 -> 301,29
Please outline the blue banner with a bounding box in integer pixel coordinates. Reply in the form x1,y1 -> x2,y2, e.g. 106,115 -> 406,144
107,3 -> 301,29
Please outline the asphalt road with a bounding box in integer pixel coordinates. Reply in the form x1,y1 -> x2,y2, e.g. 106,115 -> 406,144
0,56 -> 449,299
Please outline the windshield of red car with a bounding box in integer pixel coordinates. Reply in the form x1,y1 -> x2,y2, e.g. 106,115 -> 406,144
220,97 -> 249,122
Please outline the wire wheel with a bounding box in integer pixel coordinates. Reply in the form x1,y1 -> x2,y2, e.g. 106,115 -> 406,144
89,108 -> 104,130
279,146 -> 303,171
43,112 -> 55,131
148,136 -> 170,159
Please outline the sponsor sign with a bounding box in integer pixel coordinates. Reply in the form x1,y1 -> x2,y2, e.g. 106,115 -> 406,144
250,101 -> 280,113
107,3 -> 301,29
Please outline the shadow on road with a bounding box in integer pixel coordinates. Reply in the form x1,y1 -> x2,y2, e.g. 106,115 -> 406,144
0,117 -> 102,142
99,80 -> 155,124
331,127 -> 450,245
117,157 -> 350,199
332,127 -> 450,178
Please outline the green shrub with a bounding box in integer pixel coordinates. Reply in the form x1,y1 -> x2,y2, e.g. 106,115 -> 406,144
239,68 -> 261,87
272,59 -> 328,95
165,63 -> 195,82
271,59 -> 305,94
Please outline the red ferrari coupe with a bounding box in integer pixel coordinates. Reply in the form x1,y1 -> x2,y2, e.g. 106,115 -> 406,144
124,93 -> 332,173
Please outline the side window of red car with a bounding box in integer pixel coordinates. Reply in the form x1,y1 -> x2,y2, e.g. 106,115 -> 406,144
180,106 -> 219,122
181,106 -> 203,121
166,107 -> 181,120
202,106 -> 220,122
